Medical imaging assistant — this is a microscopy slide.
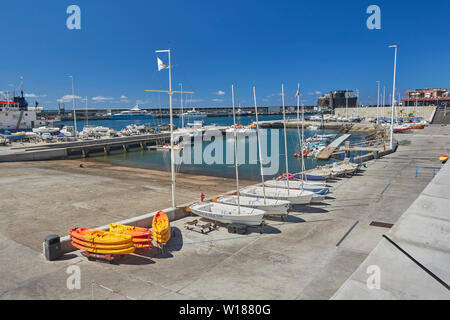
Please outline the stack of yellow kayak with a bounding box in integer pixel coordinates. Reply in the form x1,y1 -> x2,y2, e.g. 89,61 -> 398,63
109,223 -> 153,249
69,228 -> 135,255
152,211 -> 171,244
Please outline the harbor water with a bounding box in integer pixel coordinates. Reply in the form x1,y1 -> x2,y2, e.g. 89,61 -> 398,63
57,115 -> 369,181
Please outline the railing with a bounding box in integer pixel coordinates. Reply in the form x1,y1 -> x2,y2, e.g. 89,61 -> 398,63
415,166 -> 441,178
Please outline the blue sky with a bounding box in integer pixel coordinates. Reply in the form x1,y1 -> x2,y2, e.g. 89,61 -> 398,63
0,0 -> 448,109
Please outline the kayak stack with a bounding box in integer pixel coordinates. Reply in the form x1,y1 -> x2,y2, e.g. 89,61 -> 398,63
109,223 -> 153,249
69,228 -> 135,255
152,211 -> 171,245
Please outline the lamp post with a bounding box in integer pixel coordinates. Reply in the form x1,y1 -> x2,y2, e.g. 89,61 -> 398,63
389,45 -> 398,150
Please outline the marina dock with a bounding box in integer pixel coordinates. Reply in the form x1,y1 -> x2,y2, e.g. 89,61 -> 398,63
316,134 -> 351,160
0,133 -> 170,161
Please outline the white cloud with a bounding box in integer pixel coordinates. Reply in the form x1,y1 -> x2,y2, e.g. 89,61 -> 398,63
120,95 -> 127,99
57,94 -> 81,103
308,91 -> 322,95
214,90 -> 225,96
212,98 -> 224,102
24,93 -> 47,98
92,96 -> 114,102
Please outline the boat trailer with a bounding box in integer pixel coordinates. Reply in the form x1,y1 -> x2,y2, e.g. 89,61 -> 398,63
184,219 -> 218,234
81,251 -> 123,264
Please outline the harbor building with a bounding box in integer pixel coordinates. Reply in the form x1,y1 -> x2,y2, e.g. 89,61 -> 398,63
402,88 -> 450,108
317,90 -> 357,109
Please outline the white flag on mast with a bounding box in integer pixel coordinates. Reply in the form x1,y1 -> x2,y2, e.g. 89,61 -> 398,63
157,57 -> 169,71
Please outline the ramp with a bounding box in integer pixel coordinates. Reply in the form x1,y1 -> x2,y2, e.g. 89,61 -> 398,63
316,134 -> 351,160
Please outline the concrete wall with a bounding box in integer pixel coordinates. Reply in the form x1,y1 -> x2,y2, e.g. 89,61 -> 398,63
0,148 -> 67,162
334,106 -> 436,122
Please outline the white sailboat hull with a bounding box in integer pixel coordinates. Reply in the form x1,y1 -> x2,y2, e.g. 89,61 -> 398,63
240,187 -> 313,205
217,196 -> 290,216
190,202 -> 265,226
264,180 -> 329,194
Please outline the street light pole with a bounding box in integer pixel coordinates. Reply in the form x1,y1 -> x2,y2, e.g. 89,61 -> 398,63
389,45 -> 398,150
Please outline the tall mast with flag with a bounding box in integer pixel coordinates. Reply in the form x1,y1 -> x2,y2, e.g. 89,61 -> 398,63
145,50 -> 194,208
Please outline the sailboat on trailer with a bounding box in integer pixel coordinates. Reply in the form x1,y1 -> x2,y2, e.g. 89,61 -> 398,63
190,85 -> 265,226
217,86 -> 291,218
240,84 -> 314,205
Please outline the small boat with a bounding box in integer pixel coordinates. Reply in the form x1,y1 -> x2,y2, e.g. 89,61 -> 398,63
331,163 -> 346,176
293,173 -> 328,181
240,186 -> 313,205
190,202 -> 265,226
275,174 -> 326,186
107,104 -> 154,120
216,196 -> 290,216
410,124 -> 425,130
393,124 -> 411,133
179,108 -> 207,119
152,211 -> 171,244
440,155 -> 449,163
294,147 -> 309,158
4,132 -> 26,140
264,180 -> 329,195
162,144 -> 184,151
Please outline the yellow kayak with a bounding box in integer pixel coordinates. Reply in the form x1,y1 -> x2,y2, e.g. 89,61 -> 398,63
69,228 -> 133,245
440,155 -> 448,162
152,211 -> 171,244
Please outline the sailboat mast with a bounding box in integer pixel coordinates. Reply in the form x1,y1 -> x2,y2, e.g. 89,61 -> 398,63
180,83 -> 184,128
281,84 -> 290,194
168,50 -> 176,208
231,85 -> 240,214
253,86 -> 266,204
297,83 -> 306,189
85,96 -> 88,127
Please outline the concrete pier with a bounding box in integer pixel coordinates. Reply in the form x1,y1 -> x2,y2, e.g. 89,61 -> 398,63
0,125 -> 448,299
0,133 -> 170,162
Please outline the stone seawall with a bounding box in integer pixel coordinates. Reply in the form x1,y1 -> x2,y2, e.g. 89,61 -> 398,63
334,106 -> 436,122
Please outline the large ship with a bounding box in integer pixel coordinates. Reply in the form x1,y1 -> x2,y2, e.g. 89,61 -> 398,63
106,104 -> 154,120
0,80 -> 51,133
178,108 -> 207,119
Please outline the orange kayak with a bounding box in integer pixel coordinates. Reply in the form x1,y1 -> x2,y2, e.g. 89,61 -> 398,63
69,228 -> 133,245
109,223 -> 152,238
109,223 -> 153,249
71,236 -> 134,250
152,211 -> 171,244
71,241 -> 135,255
